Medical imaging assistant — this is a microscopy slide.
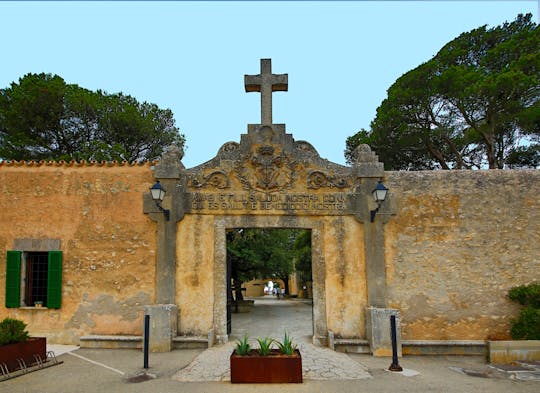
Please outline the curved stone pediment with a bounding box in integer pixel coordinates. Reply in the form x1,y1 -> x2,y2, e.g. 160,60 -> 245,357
185,124 -> 356,195
148,58 -> 388,221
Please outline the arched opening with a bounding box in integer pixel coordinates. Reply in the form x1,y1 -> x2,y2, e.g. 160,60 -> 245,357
225,228 -> 313,343
213,216 -> 327,346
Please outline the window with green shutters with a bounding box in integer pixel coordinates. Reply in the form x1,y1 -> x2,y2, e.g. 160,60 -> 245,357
4,250 -> 62,308
5,251 -> 22,308
47,251 -> 62,309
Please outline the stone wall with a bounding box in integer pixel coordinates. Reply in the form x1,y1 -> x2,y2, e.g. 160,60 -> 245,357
384,170 -> 540,340
1,161 -> 537,345
0,162 -> 157,344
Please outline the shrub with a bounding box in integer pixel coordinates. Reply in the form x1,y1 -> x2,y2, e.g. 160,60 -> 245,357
508,283 -> 540,308
508,283 -> 540,340
510,307 -> 540,340
0,318 -> 30,346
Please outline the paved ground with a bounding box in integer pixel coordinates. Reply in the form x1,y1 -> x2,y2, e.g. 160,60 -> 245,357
2,297 -> 539,392
174,296 -> 370,381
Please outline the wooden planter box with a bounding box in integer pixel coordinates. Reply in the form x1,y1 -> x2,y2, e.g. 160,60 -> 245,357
230,349 -> 302,383
0,337 -> 47,372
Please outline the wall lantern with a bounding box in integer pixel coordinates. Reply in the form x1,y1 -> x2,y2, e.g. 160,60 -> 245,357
370,179 -> 389,222
150,180 -> 170,221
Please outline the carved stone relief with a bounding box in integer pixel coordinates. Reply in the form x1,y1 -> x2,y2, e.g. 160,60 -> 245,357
234,145 -> 297,192
189,171 -> 230,189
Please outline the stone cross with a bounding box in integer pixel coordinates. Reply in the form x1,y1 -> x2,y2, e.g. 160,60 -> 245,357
245,59 -> 288,125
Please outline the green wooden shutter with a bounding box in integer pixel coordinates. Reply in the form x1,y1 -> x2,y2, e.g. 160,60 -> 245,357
47,251 -> 62,309
5,251 -> 22,308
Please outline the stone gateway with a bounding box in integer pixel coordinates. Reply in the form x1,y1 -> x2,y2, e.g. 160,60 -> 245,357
1,59 -> 538,356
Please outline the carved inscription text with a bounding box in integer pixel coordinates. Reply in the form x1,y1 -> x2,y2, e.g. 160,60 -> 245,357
190,192 -> 348,213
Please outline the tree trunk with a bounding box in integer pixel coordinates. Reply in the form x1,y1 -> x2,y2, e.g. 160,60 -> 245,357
444,136 -> 466,169
425,137 -> 450,169
280,276 -> 290,297
234,279 -> 244,301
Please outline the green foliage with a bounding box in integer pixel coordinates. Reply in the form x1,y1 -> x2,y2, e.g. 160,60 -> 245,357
345,13 -> 540,170
293,230 -> 312,287
508,283 -> 540,308
508,283 -> 540,340
235,334 -> 251,355
256,337 -> 274,356
506,145 -> 540,169
510,307 -> 540,340
0,318 -> 30,346
276,332 -> 297,355
227,229 -> 301,300
0,73 -> 185,162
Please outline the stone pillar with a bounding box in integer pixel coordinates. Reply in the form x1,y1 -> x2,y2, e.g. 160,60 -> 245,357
143,145 -> 187,352
144,304 -> 178,352
350,145 -> 400,356
365,307 -> 402,357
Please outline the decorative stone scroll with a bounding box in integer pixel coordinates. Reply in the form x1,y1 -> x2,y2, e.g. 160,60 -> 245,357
307,170 -> 349,189
218,142 -> 240,159
189,171 -> 230,189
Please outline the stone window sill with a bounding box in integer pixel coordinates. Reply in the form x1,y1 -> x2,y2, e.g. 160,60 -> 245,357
19,306 -> 49,310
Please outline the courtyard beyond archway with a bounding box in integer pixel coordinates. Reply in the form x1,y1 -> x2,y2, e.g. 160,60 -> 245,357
230,296 -> 313,343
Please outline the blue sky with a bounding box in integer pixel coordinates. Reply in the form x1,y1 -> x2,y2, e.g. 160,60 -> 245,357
0,1 -> 537,168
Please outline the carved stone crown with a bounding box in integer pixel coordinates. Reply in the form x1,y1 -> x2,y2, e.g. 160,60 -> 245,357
258,146 -> 275,156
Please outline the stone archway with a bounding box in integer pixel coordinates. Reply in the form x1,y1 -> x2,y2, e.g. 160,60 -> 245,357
143,59 -> 395,353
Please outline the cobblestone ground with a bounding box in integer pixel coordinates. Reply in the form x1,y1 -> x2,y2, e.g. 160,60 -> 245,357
173,297 -> 371,381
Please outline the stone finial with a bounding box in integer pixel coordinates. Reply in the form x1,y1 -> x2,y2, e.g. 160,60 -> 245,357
352,144 -> 379,163
161,144 -> 185,164
154,144 -> 185,179
351,144 -> 384,177
245,59 -> 288,125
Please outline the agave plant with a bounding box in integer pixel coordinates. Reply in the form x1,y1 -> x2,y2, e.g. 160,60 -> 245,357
276,332 -> 297,355
235,334 -> 251,355
256,336 -> 275,356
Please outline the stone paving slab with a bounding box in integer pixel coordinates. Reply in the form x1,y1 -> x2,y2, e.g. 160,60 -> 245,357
172,340 -> 372,382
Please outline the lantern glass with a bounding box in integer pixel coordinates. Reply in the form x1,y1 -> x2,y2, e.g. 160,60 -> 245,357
372,181 -> 388,203
150,181 -> 166,201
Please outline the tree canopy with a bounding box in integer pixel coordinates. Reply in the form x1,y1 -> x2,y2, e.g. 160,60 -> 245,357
345,14 -> 539,170
0,73 -> 185,162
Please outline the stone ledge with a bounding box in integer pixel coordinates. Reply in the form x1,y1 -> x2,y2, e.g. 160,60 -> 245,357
80,335 -> 142,349
402,340 -> 486,356
334,339 -> 370,354
172,336 -> 209,350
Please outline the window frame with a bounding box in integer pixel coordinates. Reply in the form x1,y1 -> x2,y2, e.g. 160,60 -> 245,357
5,250 -> 62,309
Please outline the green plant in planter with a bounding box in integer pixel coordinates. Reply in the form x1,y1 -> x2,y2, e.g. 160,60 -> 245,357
508,283 -> 540,340
0,317 -> 30,346
235,334 -> 251,355
276,332 -> 297,355
256,336 -> 274,356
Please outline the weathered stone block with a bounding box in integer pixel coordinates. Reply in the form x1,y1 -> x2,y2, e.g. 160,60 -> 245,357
365,307 -> 402,357
488,340 -> 540,364
143,304 -> 178,352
